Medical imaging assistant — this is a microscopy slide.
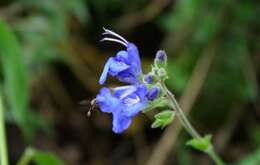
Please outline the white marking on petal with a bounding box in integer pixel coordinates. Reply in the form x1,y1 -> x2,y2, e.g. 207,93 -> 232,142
123,95 -> 140,105
119,86 -> 136,99
114,85 -> 133,90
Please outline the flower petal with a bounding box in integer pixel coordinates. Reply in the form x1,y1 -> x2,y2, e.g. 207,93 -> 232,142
123,102 -> 147,117
112,111 -> 132,134
99,57 -> 113,84
115,50 -> 129,62
109,58 -> 129,76
127,43 -> 142,73
135,85 -> 148,101
117,69 -> 137,84
96,87 -> 119,113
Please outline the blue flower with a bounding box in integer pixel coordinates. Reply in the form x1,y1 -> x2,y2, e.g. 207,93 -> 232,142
96,29 -> 161,133
96,85 -> 148,133
99,28 -> 142,85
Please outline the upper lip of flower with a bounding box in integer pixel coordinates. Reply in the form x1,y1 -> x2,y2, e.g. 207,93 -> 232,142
98,28 -> 143,85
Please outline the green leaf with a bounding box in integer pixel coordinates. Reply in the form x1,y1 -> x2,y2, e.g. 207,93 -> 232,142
151,110 -> 175,129
186,134 -> 212,152
33,151 -> 64,165
17,147 -> 64,165
0,20 -> 34,139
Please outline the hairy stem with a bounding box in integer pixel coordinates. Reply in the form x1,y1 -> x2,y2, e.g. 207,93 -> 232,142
161,82 -> 225,165
0,93 -> 9,165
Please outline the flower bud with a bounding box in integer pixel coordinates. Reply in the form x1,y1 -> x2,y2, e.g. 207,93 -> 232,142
154,50 -> 167,66
146,87 -> 160,101
144,73 -> 156,84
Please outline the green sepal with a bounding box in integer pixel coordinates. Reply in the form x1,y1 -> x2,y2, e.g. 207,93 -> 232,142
151,110 -> 175,129
151,120 -> 164,128
142,97 -> 169,113
186,134 -> 212,152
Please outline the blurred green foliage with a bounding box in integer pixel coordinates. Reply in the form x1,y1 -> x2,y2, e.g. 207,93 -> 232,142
162,0 -> 258,127
0,20 -> 32,139
14,0 -> 88,70
238,148 -> 260,165
17,147 -> 64,165
1,0 -> 88,140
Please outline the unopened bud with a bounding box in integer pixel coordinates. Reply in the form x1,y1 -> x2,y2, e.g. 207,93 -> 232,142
147,87 -> 160,101
154,50 -> 167,66
144,73 -> 156,84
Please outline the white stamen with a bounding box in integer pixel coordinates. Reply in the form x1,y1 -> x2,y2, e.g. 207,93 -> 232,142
100,38 -> 127,47
102,27 -> 128,44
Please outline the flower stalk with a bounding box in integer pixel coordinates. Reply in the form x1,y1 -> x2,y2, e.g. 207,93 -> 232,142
161,82 -> 225,165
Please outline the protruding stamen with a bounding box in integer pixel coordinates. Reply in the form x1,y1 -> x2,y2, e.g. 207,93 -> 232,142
100,38 -> 127,47
102,27 -> 128,44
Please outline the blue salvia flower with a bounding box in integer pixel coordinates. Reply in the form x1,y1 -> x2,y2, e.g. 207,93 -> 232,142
96,85 -> 148,133
99,28 -> 143,85
96,28 -> 161,133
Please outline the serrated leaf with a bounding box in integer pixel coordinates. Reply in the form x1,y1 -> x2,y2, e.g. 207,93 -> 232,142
186,134 -> 212,152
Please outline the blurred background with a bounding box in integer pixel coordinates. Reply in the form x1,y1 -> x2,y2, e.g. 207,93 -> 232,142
0,0 -> 259,164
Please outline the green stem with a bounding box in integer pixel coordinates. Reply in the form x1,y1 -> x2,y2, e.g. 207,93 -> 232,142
161,82 -> 225,165
206,145 -> 225,165
0,93 -> 9,165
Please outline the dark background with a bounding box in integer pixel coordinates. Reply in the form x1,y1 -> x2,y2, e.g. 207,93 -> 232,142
0,0 -> 259,164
